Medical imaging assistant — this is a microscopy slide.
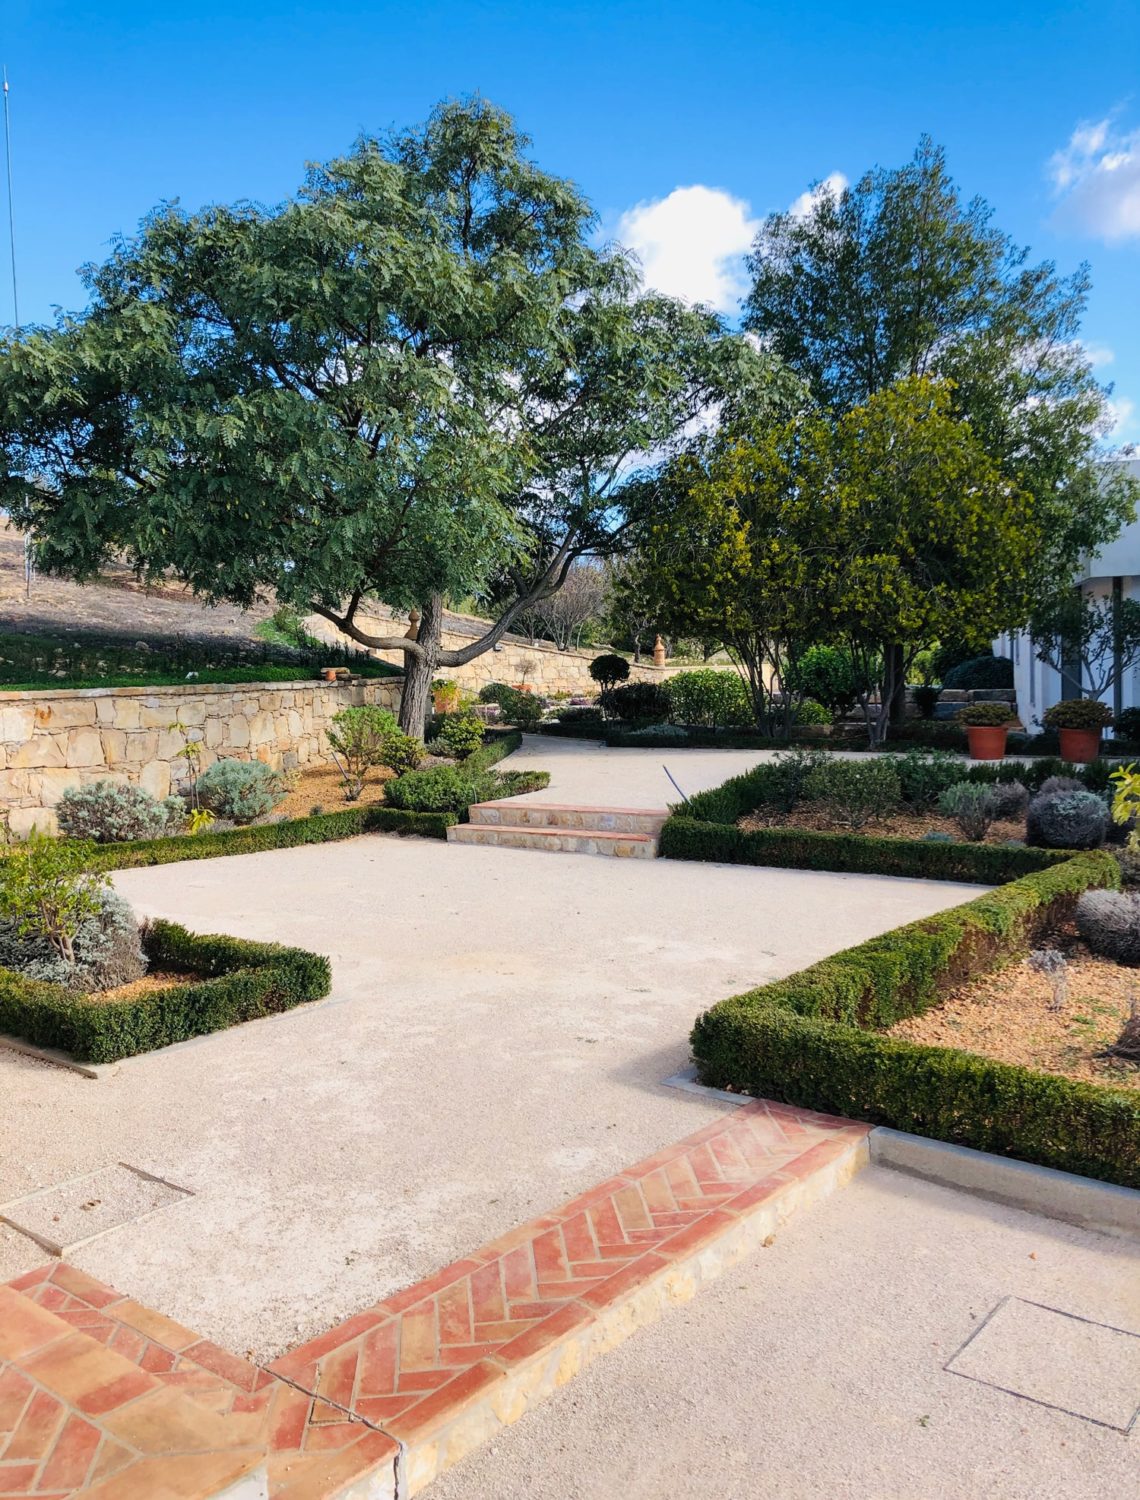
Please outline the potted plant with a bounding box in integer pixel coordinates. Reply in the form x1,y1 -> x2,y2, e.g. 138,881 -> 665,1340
957,702 -> 1014,760
1041,698 -> 1113,763
432,679 -> 462,716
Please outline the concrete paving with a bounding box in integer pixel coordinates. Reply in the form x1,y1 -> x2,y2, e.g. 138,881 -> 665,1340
427,1165 -> 1140,1500
0,825 -> 982,1362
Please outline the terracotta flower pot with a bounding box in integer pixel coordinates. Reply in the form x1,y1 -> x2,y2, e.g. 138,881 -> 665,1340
965,724 -> 1008,761
321,667 -> 339,683
1058,726 -> 1102,764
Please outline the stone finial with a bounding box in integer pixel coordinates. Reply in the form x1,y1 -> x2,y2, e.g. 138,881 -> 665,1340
405,609 -> 421,641
652,634 -> 666,667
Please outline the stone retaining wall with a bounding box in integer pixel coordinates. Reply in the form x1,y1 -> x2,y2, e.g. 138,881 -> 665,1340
0,676 -> 401,836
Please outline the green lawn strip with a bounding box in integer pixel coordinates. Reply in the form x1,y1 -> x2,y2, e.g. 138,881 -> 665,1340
0,919 -> 331,1063
690,851 -> 1140,1187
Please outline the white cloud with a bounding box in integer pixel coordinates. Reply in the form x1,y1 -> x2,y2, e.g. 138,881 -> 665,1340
1083,342 -> 1115,368
1048,116 -> 1140,241
613,186 -> 759,312
1107,395 -> 1137,437
788,171 -> 848,220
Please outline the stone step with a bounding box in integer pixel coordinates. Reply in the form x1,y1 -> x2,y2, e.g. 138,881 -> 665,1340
467,801 -> 669,835
447,822 -> 658,858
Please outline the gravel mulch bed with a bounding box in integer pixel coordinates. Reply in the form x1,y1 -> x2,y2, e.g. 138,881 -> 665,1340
739,806 -> 1027,844
888,930 -> 1140,1090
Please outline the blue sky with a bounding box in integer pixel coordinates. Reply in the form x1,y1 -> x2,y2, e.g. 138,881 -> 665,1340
6,1 -> 1140,441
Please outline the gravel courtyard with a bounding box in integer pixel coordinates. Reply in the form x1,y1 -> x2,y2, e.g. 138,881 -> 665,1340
0,824 -> 984,1362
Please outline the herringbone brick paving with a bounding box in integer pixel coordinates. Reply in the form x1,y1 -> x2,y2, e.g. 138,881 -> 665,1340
0,1100 -> 869,1498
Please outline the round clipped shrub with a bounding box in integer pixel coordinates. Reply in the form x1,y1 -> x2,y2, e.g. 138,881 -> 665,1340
1038,775 -> 1084,798
792,698 -> 831,726
956,702 -> 1014,726
57,780 -> 183,843
783,645 -> 862,718
942,655 -> 1014,690
1026,788 -> 1108,849
197,758 -> 284,824
1075,888 -> 1140,965
588,654 -> 630,692
665,669 -> 752,729
988,780 -> 1030,820
0,886 -> 145,993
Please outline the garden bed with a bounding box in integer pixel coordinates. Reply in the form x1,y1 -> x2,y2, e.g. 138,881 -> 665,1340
739,805 -> 1027,845
0,919 -> 332,1063
889,927 -> 1139,1092
689,852 -> 1140,1187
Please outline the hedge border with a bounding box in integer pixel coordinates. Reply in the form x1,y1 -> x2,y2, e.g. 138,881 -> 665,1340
690,852 -> 1140,1187
0,919 -> 332,1063
659,817 -> 1071,885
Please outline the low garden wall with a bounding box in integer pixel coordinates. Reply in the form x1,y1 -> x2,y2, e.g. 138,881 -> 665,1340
0,676 -> 402,836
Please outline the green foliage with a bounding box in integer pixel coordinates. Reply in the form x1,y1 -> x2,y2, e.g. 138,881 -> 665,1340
665,669 -> 752,729
1113,709 -> 1140,742
0,832 -> 110,970
479,683 -> 544,730
382,763 -> 549,814
598,681 -> 670,722
801,757 -> 901,830
326,704 -> 401,798
0,919 -> 331,1063
1041,698 -> 1114,730
57,780 -> 184,843
912,684 -> 941,719
942,655 -> 1014,690
659,816 -> 1072,884
792,697 -> 831,725
689,853 -> 1139,1187
589,654 -> 630,691
889,749 -> 964,806
0,885 -> 145,993
957,701 -> 1014,726
1075,888 -> 1140,965
1027,788 -> 1108,849
435,711 -> 487,761
784,646 -> 862,718
196,759 -> 285,824
938,782 -> 1001,841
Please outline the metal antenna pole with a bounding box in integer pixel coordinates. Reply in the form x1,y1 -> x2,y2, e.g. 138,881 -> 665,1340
3,66 -> 18,329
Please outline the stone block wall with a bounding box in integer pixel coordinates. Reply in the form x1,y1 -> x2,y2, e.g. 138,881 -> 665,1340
0,676 -> 401,837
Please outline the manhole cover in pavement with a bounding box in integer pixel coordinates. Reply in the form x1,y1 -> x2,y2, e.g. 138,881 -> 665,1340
0,1162 -> 193,1255
946,1296 -> 1140,1432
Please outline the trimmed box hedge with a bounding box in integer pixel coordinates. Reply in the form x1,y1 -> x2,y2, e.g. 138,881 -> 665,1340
659,816 -> 1071,885
690,852 -> 1140,1187
0,919 -> 332,1063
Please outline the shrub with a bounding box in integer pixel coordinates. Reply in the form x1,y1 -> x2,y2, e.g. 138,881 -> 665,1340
383,762 -> 548,814
887,749 -> 964,807
326,704 -> 400,799
666,669 -> 752,729
912,684 -> 941,719
0,884 -> 145,993
1075,888 -> 1140,965
1038,774 -> 1084,798
802,757 -> 901,830
589,654 -> 630,692
1113,707 -> 1140,742
599,681 -> 670,722
478,683 -> 543,729
1042,698 -> 1114,730
197,758 -> 284,823
436,711 -> 487,760
792,697 -> 831,726
939,782 -> 1002,841
556,705 -> 604,725
784,646 -> 862,718
57,780 -> 184,843
943,654 -> 1014,690
989,780 -> 1029,820
0,831 -> 111,973
376,729 -> 420,776
957,702 -> 1014,726
1027,788 -> 1108,849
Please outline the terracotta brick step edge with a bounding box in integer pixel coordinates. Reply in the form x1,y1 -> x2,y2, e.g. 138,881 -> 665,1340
268,1101 -> 870,1495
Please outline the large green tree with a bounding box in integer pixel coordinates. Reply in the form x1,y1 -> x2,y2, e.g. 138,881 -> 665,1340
745,136 -> 1135,615
0,100 -> 783,734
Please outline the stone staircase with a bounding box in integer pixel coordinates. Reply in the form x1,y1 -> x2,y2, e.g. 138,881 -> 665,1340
447,801 -> 668,857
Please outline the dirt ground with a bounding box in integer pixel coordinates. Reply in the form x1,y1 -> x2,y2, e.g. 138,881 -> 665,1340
741,805 -> 1026,844
890,935 -> 1140,1091
273,762 -> 395,818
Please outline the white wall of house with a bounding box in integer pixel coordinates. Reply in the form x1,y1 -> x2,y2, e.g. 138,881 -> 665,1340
1002,456 -> 1140,730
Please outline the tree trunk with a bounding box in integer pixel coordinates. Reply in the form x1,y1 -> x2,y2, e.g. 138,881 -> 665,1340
398,594 -> 443,739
